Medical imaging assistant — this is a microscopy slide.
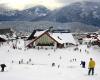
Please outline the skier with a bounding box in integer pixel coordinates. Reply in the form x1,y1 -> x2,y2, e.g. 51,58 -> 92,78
48,53 -> 50,56
52,63 -> 55,67
19,61 -> 21,64
74,58 -> 76,62
0,64 -> 6,72
82,61 -> 86,68
80,61 -> 83,67
13,45 -> 15,49
80,49 -> 81,52
29,58 -> 31,62
12,60 -> 14,63
88,58 -> 96,75
21,59 -> 23,64
59,56 -> 62,60
80,61 -> 86,68
58,64 -> 60,68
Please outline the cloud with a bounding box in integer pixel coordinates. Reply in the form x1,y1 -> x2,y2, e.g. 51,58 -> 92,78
57,0 -> 100,4
56,0 -> 100,5
56,0 -> 83,4
0,3 -> 9,9
0,0 -> 63,10
0,0 -> 100,10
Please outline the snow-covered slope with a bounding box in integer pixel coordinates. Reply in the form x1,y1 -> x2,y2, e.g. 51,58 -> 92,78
0,39 -> 100,80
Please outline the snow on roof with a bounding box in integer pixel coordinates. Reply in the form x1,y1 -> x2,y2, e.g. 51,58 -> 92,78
83,38 -> 97,42
49,33 -> 76,44
34,30 -> 47,37
97,35 -> 100,40
27,30 -> 48,45
0,35 -> 8,40
27,31 -> 77,46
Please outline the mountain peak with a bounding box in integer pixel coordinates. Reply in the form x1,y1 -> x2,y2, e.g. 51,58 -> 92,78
0,1 -> 100,27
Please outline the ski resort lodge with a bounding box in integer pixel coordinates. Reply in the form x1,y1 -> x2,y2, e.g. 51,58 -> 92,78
26,30 -> 77,49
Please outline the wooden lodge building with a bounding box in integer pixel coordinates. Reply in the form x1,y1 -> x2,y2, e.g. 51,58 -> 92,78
26,30 -> 77,49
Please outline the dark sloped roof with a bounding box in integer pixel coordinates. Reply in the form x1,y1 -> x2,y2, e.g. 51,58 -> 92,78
27,30 -> 36,40
0,37 -> 6,42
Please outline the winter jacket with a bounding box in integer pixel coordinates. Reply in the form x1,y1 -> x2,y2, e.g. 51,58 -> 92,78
88,60 -> 95,68
0,64 -> 6,68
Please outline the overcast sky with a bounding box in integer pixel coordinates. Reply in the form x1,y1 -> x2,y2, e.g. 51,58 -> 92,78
0,0 -> 100,10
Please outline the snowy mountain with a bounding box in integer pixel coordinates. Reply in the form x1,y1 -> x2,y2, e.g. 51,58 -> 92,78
0,6 -> 18,20
15,5 -> 50,21
0,5 -> 50,21
1,1 -> 100,26
0,1 -> 100,31
43,1 -> 100,27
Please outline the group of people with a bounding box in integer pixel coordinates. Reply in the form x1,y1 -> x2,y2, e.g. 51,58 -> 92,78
51,58 -> 96,75
0,58 -> 96,76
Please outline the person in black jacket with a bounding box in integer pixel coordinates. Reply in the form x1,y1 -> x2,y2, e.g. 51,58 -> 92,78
80,61 -> 86,68
0,64 -> 6,72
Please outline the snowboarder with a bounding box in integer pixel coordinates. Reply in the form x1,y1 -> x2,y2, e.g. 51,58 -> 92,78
0,64 -> 6,72
88,58 -> 96,75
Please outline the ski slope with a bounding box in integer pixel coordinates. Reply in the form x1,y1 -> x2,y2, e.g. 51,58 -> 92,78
0,39 -> 100,80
